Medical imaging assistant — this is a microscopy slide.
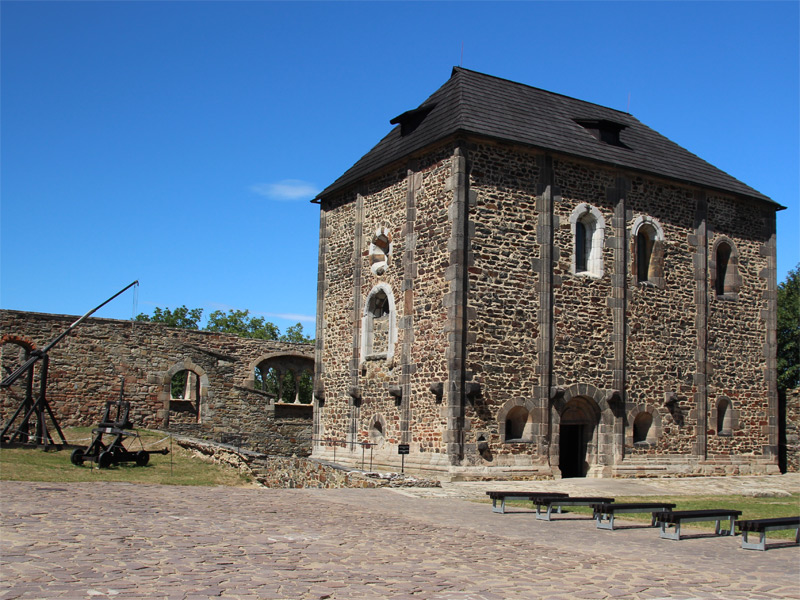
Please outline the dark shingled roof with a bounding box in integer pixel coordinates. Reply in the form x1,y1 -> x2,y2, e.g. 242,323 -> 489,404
316,67 -> 775,205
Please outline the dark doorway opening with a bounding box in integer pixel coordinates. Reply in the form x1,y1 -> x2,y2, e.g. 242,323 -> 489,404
559,424 -> 586,478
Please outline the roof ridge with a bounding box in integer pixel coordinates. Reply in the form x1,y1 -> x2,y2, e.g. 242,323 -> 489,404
450,66 -> 633,119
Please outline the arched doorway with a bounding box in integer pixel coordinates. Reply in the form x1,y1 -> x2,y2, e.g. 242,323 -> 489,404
558,397 -> 600,478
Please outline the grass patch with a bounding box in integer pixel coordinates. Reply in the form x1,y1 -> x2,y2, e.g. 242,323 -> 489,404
502,494 -> 800,538
0,427 -> 254,487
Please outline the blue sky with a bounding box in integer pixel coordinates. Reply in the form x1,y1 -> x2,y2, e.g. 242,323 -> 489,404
2,1 -> 798,338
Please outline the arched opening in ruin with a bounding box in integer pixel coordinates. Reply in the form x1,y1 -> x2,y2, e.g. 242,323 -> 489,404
253,355 -> 314,404
558,397 -> 599,478
169,369 -> 202,423
162,360 -> 209,428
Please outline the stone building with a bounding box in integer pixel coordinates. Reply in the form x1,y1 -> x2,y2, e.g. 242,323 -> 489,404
0,310 -> 314,455
311,68 -> 784,478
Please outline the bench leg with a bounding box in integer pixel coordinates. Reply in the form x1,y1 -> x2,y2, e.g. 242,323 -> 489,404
659,521 -> 681,540
596,512 -> 614,530
491,498 -> 505,514
715,516 -> 735,536
741,530 -> 767,551
536,504 -> 553,521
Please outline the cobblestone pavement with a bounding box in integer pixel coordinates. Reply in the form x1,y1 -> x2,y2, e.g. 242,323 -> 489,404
1,477 -> 799,600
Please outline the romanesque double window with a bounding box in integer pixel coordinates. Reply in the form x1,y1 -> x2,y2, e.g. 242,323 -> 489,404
570,203 -> 605,278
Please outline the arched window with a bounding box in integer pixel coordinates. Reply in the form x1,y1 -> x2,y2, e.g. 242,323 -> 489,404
717,398 -> 733,435
570,204 -> 605,277
361,284 -> 396,362
636,224 -> 656,282
715,242 -> 732,297
631,215 -> 665,286
575,221 -> 588,273
504,406 -> 530,441
712,238 -> 740,299
633,412 -> 654,444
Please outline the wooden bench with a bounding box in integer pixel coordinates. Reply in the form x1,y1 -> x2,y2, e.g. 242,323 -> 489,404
737,516 -> 800,551
653,509 -> 742,540
590,502 -> 676,530
533,496 -> 614,521
486,491 -> 569,514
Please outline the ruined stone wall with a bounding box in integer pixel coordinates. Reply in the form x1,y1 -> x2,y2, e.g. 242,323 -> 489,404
784,388 -> 799,472
0,310 -> 313,455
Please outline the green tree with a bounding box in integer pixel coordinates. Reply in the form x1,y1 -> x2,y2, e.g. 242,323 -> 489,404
135,305 -> 204,329
777,265 -> 799,391
205,309 -> 280,340
281,322 -> 313,344
136,306 -> 314,346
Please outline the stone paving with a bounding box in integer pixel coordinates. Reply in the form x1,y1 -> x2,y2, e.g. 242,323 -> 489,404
1,477 -> 799,600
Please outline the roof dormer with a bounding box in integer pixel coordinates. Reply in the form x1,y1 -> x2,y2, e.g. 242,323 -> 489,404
574,118 -> 628,148
390,103 -> 436,136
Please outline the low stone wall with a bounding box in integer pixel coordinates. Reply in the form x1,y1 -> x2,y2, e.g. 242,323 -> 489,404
175,436 -> 441,489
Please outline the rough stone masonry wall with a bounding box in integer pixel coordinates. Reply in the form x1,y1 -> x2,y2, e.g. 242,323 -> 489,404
705,194 -> 775,458
624,178 -> 699,457
464,140 -> 543,466
315,189 -> 358,450
409,148 -> 455,457
354,164 -> 410,452
316,139 -> 778,477
0,310 -> 313,455
315,145 -> 456,472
